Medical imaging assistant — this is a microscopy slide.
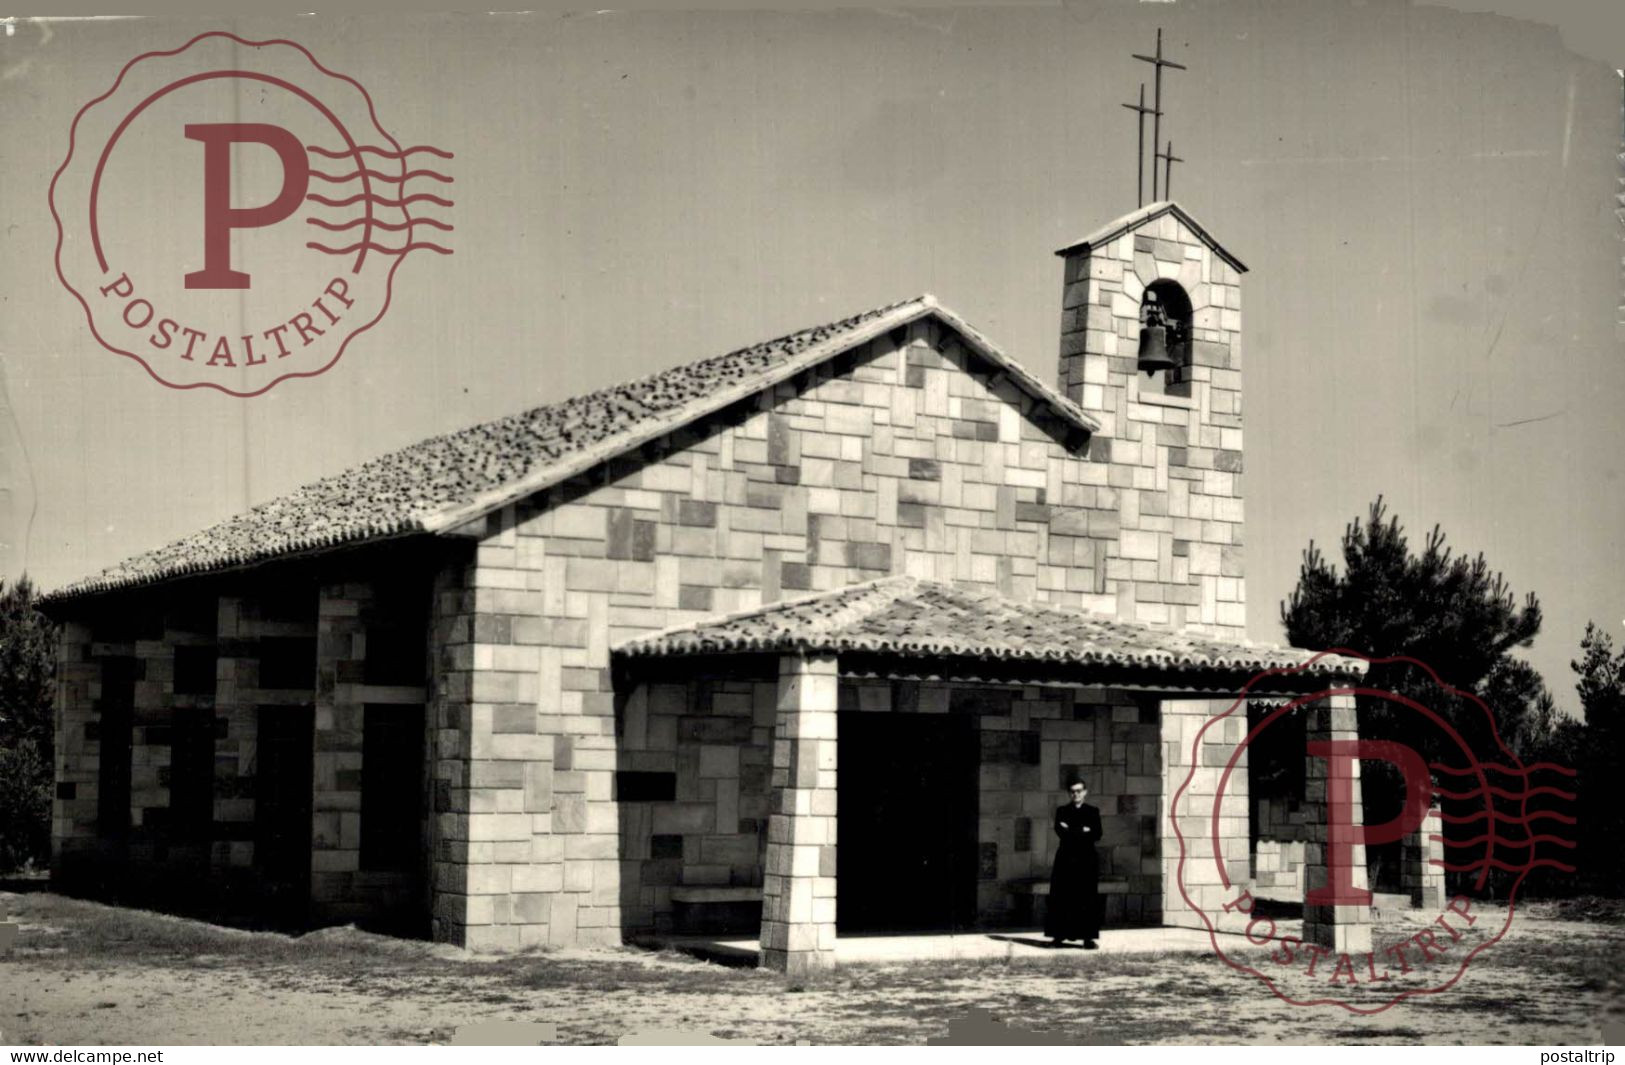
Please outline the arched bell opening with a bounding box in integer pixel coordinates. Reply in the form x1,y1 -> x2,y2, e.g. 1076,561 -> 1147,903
1137,280 -> 1193,396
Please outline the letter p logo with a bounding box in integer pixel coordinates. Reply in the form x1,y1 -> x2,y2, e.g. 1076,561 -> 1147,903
1306,739 -> 1433,906
184,122 -> 309,289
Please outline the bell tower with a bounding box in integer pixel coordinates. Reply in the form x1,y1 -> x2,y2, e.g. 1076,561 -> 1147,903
1054,201 -> 1249,637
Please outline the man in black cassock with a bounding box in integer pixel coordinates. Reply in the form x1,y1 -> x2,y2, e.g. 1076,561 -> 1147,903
1045,778 -> 1102,949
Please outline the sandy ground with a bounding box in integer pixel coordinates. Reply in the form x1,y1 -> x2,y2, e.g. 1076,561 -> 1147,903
1,891 -> 1621,1045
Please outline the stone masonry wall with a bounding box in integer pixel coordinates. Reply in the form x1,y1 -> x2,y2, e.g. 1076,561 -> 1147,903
611,679 -> 1166,934
51,619 -> 99,866
1252,796 -> 1310,901
613,678 -> 775,933
1057,210 -> 1246,635
426,542 -> 604,952
51,557 -> 434,929
51,587 -> 322,907
459,308 -> 1246,947
944,682 -> 1162,926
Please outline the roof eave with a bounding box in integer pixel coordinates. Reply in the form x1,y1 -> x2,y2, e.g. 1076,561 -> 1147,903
42,524 -> 436,607
613,643 -> 1364,695
921,297 -> 1102,435
832,650 -> 1363,694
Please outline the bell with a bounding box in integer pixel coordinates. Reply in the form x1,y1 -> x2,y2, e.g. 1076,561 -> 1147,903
1136,324 -> 1176,375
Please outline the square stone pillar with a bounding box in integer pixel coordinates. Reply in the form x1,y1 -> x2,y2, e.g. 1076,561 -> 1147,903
1302,692 -> 1373,953
51,621 -> 101,865
1402,803 -> 1446,910
1159,697 -> 1252,931
312,581 -> 369,917
759,654 -> 838,977
213,596 -> 260,869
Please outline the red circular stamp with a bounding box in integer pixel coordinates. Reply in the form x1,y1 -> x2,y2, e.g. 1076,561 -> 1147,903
1171,651 -> 1579,1014
49,31 -> 454,397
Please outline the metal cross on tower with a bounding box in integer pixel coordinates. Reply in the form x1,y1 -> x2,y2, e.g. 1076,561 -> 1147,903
1120,83 -> 1156,208
1132,28 -> 1186,202
1156,140 -> 1184,199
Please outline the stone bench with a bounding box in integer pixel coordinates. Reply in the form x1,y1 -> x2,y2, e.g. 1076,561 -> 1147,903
1007,875 -> 1131,927
670,886 -> 763,935
670,886 -> 763,905
1008,875 -> 1130,896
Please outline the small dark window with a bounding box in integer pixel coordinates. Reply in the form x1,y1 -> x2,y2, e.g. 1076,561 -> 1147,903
257,587 -> 313,625
978,841 -> 999,880
169,595 -> 217,636
92,615 -> 138,645
363,623 -> 426,686
174,645 -> 218,696
651,834 -> 684,860
168,708 -> 215,842
258,637 -> 316,691
616,772 -> 677,802
361,705 -> 425,871
134,607 -> 166,642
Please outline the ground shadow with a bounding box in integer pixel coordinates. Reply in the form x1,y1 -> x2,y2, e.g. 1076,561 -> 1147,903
984,934 -> 1093,950
1251,898 -> 1303,919
627,934 -> 760,969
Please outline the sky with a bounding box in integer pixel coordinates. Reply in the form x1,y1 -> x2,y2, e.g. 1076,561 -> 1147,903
1,1 -> 1620,713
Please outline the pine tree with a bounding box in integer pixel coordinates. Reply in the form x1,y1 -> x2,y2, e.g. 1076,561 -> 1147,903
1572,623 -> 1625,892
1282,497 -> 1542,698
0,577 -> 58,872
1278,498 -> 1554,894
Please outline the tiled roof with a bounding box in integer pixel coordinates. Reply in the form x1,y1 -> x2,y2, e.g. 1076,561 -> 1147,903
48,296 -> 1100,602
615,576 -> 1365,682
1054,200 -> 1248,274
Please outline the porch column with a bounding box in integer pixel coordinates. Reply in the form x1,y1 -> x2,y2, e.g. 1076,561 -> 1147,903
759,653 -> 838,977
1159,697 -> 1251,931
1402,802 -> 1446,909
1302,691 -> 1374,953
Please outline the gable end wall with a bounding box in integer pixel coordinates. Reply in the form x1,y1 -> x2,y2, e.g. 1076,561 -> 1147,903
439,315 -> 1246,948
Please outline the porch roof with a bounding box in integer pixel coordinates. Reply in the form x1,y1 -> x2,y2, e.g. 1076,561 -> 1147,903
613,576 -> 1365,689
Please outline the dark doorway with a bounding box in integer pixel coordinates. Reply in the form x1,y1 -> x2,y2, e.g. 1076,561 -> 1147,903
360,704 -> 426,873
837,711 -> 979,932
168,707 -> 216,844
254,706 -> 314,927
